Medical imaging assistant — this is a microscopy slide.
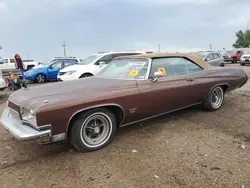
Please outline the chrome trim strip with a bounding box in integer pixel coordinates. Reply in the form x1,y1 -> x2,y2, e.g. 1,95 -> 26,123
119,102 -> 202,127
66,103 -> 126,135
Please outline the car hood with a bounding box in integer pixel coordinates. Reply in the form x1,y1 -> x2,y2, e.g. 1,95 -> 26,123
26,67 -> 47,73
241,54 -> 250,57
60,64 -> 92,72
8,77 -> 137,111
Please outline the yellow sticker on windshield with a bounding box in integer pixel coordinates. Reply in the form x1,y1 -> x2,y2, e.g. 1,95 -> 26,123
129,70 -> 139,77
158,67 -> 166,75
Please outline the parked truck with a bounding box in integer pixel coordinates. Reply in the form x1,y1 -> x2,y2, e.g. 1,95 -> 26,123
0,58 -> 41,73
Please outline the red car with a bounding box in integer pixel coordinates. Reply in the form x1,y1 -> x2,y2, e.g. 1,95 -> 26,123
223,48 -> 250,63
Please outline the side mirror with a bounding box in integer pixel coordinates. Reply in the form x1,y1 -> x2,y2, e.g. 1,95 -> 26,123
152,71 -> 163,82
205,58 -> 211,61
99,61 -> 106,67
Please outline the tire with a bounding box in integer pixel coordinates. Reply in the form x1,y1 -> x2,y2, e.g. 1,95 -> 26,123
70,108 -> 117,152
35,73 -> 46,83
79,73 -> 93,78
241,63 -> 245,66
202,86 -> 224,111
220,63 -> 225,67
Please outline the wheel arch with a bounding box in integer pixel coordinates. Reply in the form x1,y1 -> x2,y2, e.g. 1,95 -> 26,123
208,83 -> 229,96
79,72 -> 94,78
66,104 -> 125,140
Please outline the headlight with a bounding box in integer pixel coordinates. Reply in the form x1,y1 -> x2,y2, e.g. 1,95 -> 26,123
24,71 -> 34,76
20,107 -> 37,124
65,70 -> 77,75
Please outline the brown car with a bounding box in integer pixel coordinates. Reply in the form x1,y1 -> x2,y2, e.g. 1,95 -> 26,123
0,53 -> 248,152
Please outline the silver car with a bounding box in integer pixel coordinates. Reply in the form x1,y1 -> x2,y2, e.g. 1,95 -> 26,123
194,51 -> 225,66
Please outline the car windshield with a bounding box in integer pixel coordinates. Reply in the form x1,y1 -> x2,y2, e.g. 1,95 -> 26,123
225,51 -> 234,54
79,55 -> 101,65
243,49 -> 250,54
96,58 -> 149,79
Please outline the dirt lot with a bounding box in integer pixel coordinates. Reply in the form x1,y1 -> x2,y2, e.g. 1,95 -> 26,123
0,65 -> 250,188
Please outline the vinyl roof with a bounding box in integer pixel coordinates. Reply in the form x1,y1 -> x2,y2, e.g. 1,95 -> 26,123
114,52 -> 212,69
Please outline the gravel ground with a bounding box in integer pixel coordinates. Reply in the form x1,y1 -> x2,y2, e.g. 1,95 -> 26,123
0,65 -> 250,188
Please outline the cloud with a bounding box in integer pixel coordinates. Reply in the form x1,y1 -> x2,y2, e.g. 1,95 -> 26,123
0,0 -> 249,60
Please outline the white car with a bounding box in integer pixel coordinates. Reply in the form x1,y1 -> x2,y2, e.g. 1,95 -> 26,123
0,69 -> 6,91
240,50 -> 250,66
57,51 -> 146,81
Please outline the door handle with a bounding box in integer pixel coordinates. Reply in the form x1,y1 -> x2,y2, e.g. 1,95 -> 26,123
186,78 -> 195,82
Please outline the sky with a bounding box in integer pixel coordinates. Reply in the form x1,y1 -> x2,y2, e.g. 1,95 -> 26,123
0,0 -> 249,62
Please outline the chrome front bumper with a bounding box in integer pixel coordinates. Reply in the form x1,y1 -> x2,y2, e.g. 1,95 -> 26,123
0,107 -> 51,141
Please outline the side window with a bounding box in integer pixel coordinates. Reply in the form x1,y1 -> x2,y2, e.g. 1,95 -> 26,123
206,54 -> 214,61
212,53 -> 219,59
0,60 -> 3,64
51,61 -> 63,69
150,57 -> 203,78
95,55 -> 113,65
63,60 -> 77,67
2,59 -> 8,64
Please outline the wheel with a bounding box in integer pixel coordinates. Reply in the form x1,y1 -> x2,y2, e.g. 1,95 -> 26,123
220,63 -> 225,67
35,74 -> 46,83
202,86 -> 224,111
79,73 -> 93,78
241,63 -> 245,66
70,108 -> 117,152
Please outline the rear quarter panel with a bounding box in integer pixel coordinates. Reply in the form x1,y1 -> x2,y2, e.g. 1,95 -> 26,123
196,67 -> 247,96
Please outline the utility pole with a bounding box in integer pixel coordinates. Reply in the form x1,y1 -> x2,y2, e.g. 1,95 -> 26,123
209,44 -> 212,51
62,40 -> 67,57
28,52 -> 30,60
247,20 -> 249,31
158,44 -> 161,52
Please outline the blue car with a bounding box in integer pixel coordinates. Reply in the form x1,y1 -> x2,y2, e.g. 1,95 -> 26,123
24,58 -> 79,83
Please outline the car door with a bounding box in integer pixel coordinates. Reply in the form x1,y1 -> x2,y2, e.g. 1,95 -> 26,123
47,60 -> 63,79
210,53 -> 221,66
205,53 -> 217,66
137,57 -> 206,118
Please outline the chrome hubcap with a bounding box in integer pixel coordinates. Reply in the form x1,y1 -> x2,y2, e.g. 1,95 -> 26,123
211,87 -> 223,108
81,113 -> 112,147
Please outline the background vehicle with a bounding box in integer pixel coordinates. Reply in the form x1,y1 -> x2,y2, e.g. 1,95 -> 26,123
1,53 -> 247,153
194,51 -> 224,66
222,50 -> 234,62
57,51 -> 146,81
24,57 -> 79,83
0,58 -> 41,72
0,69 -> 6,91
224,48 -> 250,63
240,49 -> 250,66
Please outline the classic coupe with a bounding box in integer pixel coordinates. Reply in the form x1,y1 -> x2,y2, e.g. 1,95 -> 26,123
0,53 -> 248,152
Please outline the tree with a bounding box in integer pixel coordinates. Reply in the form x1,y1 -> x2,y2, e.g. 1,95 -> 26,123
233,30 -> 250,48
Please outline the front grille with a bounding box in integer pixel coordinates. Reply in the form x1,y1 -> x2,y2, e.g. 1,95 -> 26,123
59,72 -> 66,76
